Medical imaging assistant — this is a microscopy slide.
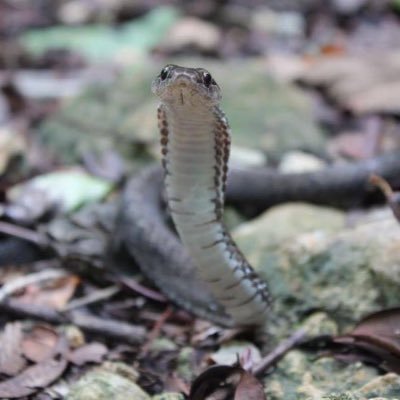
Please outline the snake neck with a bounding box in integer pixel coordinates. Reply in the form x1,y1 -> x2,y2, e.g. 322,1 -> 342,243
158,103 -> 271,326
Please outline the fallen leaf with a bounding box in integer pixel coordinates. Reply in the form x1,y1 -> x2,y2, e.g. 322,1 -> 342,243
298,51 -> 400,115
0,322 -> 26,376
21,325 -> 59,363
0,336 -> 68,398
67,342 -> 108,366
189,365 -> 240,400
0,124 -> 26,175
209,342 -> 261,370
234,371 -> 266,400
8,168 -> 113,214
17,275 -> 80,310
370,175 -> 400,224
342,307 -> 400,357
189,364 -> 265,400
320,308 -> 400,373
0,357 -> 67,398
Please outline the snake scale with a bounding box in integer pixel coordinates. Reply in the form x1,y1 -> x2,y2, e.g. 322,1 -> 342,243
116,65 -> 400,328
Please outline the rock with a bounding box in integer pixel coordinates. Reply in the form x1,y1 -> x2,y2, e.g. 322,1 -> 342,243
278,151 -> 325,173
159,17 -> 221,53
12,69 -> 115,99
209,341 -> 262,366
267,54 -> 308,82
251,7 -> 305,37
355,219 -> 400,307
230,145 -> 267,168
233,204 -> 400,335
264,350 -> 379,400
66,362 -> 148,400
353,373 -> 400,398
176,347 -> 196,382
148,338 -> 178,352
325,373 -> 400,399
331,0 -> 368,14
58,0 -> 92,25
233,203 -> 345,255
300,312 -> 338,337
152,394 -> 185,400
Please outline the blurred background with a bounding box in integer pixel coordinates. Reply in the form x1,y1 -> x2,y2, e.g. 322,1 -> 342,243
1,0 -> 400,185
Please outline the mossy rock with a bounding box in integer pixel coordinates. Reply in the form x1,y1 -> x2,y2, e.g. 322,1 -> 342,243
265,350 -> 400,400
233,205 -> 400,335
67,362 -> 148,400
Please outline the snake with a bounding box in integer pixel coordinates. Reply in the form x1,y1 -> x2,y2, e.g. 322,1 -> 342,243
115,65 -> 400,328
118,65 -> 273,327
151,65 -> 272,327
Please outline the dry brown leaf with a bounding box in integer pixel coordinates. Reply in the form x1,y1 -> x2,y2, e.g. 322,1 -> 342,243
189,365 -> 241,400
370,175 -> 400,224
0,322 -> 26,376
0,336 -> 68,398
21,325 -> 59,363
189,364 -> 265,400
299,52 -> 400,115
17,275 -> 80,310
234,371 -> 266,400
67,342 -> 108,366
349,81 -> 400,114
347,308 -> 400,357
0,357 -> 67,398
332,308 -> 400,373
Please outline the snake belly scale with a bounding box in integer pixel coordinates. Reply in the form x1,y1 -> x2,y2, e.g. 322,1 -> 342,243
152,65 -> 271,326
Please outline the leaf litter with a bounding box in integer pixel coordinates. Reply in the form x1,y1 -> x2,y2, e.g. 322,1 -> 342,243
0,323 -> 110,398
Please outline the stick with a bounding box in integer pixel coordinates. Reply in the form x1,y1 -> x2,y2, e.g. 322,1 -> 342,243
252,329 -> 306,377
0,268 -> 68,302
62,285 -> 120,311
0,298 -> 145,344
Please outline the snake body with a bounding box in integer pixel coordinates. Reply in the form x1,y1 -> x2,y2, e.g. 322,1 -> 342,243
151,65 -> 271,326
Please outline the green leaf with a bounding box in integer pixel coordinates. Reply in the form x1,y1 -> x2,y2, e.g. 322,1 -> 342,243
8,168 -> 113,212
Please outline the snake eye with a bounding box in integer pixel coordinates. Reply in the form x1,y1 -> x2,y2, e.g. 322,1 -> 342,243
160,66 -> 170,81
203,72 -> 212,87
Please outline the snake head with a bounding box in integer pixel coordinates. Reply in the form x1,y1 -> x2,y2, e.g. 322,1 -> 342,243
151,64 -> 221,107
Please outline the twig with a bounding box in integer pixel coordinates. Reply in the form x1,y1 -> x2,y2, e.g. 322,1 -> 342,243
369,174 -> 394,198
140,306 -> 174,356
370,174 -> 400,223
68,310 -> 146,344
120,276 -> 167,303
0,298 -> 146,344
0,221 -> 49,247
62,285 -> 120,311
0,269 -> 68,302
252,329 -> 307,377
